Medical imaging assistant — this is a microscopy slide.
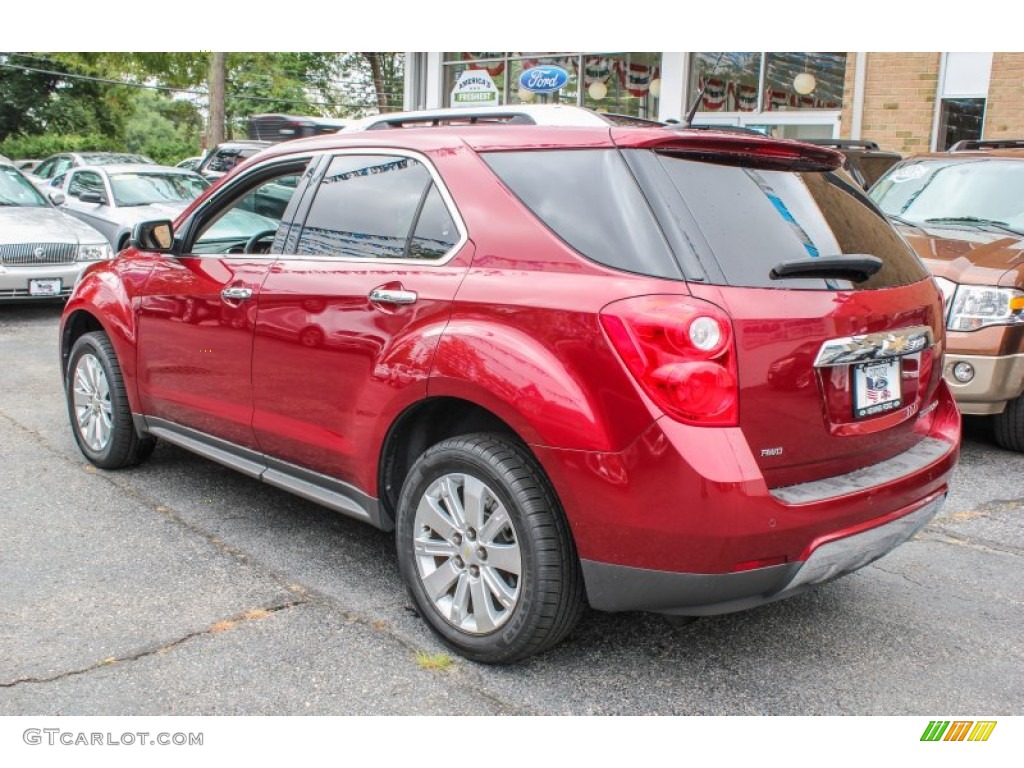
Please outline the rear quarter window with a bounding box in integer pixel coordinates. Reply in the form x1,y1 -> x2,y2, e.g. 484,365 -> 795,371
481,149 -> 681,280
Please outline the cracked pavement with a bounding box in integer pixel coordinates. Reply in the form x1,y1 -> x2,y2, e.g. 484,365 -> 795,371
1,303 -> 1022,715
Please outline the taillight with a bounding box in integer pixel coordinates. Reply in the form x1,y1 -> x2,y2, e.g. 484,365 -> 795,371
600,295 -> 738,426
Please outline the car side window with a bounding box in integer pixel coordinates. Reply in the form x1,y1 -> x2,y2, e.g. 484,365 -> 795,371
35,159 -> 55,179
53,157 -> 74,177
188,162 -> 310,256
296,154 -> 457,260
68,171 -> 104,200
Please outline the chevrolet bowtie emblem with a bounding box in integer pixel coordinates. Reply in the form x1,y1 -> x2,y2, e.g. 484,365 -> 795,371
884,335 -> 909,354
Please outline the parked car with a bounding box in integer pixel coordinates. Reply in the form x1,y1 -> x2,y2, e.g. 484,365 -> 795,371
802,139 -> 902,190
28,152 -> 156,190
175,156 -> 203,172
247,113 -> 350,142
870,143 -> 1024,450
16,159 -> 42,174
196,140 -> 271,180
60,108 -> 960,663
51,164 -> 210,250
0,160 -> 112,301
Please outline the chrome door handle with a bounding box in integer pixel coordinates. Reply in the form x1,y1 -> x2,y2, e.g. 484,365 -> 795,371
369,288 -> 418,305
221,286 -> 253,301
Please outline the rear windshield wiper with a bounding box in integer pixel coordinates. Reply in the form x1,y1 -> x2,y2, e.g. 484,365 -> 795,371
770,255 -> 883,283
924,216 -> 1023,235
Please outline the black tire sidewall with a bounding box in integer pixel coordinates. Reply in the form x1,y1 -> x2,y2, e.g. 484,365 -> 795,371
396,438 -> 551,663
66,332 -> 128,468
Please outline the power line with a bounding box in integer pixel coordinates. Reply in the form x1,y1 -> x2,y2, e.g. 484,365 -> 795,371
0,60 -> 399,108
2,52 -> 406,99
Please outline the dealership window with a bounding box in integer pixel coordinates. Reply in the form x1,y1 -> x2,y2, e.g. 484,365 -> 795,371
933,53 -> 992,150
937,98 -> 986,150
688,52 -> 845,139
441,53 -> 661,119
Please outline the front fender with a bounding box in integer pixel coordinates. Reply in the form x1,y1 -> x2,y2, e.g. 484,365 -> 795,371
60,254 -> 155,414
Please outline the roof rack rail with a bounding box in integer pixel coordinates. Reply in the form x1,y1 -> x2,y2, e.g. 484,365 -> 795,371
949,138 -> 1024,151
364,110 -> 538,129
800,139 -> 881,150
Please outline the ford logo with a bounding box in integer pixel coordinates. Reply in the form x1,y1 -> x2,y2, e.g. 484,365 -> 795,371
519,66 -> 569,94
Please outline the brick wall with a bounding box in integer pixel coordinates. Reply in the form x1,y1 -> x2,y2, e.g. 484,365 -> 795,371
984,53 -> 1024,138
840,53 -> 940,155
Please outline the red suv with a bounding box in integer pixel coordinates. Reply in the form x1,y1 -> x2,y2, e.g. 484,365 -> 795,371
60,114 -> 960,663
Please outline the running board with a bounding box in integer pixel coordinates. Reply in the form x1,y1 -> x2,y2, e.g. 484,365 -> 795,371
139,416 -> 390,530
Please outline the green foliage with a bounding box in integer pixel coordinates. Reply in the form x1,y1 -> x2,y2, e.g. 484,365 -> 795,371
0,133 -> 123,160
0,52 -> 405,156
123,90 -> 202,165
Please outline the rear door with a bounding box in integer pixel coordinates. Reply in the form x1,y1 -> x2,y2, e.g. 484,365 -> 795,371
250,150 -> 470,493
625,149 -> 944,487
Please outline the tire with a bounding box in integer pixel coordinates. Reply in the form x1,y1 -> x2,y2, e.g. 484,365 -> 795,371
66,331 -> 156,469
396,433 -> 585,664
993,393 -> 1024,452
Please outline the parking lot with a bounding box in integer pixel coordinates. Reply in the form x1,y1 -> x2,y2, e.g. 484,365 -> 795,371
1,302 -> 1021,716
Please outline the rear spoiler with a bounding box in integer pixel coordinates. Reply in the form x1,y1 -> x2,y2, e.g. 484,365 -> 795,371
613,128 -> 844,172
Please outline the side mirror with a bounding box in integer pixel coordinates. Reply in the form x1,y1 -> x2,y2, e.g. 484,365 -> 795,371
132,220 -> 175,252
79,191 -> 107,205
48,190 -> 66,206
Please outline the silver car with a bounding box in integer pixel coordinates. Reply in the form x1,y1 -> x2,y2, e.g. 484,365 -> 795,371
52,164 -> 210,251
0,161 -> 112,301
28,152 -> 155,191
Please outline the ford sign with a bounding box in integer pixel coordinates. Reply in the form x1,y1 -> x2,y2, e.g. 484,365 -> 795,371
519,66 -> 569,94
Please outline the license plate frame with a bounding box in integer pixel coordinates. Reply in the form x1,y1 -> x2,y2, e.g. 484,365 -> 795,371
852,358 -> 903,419
29,278 -> 62,297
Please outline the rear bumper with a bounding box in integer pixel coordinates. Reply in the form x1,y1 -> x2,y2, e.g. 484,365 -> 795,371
942,352 -> 1024,415
533,380 -> 960,614
582,492 -> 943,614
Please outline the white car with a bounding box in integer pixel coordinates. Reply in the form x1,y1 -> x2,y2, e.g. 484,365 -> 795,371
0,161 -> 112,301
51,164 -> 209,251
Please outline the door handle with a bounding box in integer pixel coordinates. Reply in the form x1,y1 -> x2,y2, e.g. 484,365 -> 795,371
221,286 -> 253,301
369,288 -> 418,305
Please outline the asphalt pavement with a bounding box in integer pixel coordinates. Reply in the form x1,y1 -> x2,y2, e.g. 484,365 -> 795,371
1,302 -> 1021,715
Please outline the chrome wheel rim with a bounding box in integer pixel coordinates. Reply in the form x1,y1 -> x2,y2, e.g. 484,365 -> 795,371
72,353 -> 113,452
413,473 -> 523,634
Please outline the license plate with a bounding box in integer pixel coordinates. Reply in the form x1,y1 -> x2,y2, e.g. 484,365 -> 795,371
29,278 -> 61,296
853,358 -> 902,419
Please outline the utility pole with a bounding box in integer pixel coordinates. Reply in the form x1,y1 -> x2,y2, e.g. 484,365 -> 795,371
206,52 -> 226,149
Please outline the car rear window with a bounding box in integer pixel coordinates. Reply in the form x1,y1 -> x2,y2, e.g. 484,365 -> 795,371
639,151 -> 928,289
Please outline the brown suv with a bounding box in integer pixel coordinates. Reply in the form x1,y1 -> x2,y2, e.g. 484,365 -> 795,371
871,142 -> 1024,450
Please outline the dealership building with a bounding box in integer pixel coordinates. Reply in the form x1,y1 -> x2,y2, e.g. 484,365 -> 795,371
402,52 -> 1024,154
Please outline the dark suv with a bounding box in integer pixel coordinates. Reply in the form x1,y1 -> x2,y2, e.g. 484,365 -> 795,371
60,110 -> 960,663
196,140 -> 272,181
802,139 -> 901,190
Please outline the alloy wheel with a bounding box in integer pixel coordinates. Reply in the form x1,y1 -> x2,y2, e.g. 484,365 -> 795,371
72,353 -> 113,452
412,472 -> 522,634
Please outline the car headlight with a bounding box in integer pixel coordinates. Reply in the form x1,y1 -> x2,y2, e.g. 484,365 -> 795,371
77,243 -> 113,261
948,285 -> 1024,331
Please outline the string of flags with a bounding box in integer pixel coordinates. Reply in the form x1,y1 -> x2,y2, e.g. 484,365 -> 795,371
460,54 -> 661,98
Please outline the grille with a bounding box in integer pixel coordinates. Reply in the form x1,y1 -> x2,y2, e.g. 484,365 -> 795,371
0,242 -> 78,265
